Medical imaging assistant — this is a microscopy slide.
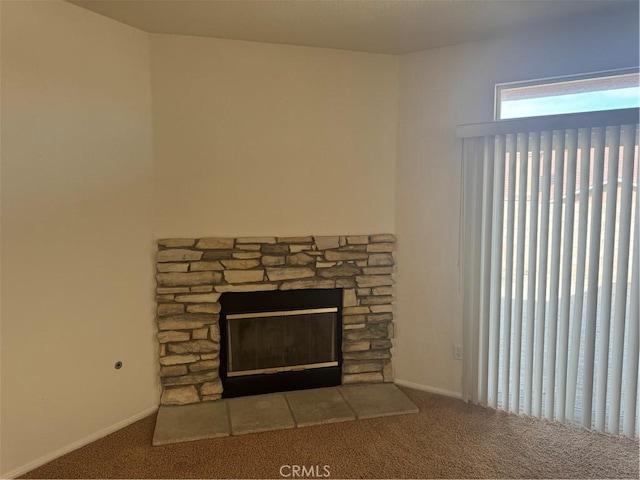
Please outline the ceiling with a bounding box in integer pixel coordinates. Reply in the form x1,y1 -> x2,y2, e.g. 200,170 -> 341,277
69,0 -> 637,55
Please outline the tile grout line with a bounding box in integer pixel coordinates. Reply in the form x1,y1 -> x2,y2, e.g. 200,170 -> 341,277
282,392 -> 298,427
337,386 -> 359,419
224,399 -> 234,436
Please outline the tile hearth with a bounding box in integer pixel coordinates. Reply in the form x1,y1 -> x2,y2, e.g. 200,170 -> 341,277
153,384 -> 418,446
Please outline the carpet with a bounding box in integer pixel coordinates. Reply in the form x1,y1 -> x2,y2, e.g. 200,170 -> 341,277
21,387 -> 639,479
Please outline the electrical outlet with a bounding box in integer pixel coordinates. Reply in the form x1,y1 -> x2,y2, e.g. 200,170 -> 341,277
453,344 -> 463,360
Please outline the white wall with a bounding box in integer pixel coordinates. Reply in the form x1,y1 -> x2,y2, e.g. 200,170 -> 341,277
150,34 -> 398,238
0,1 -> 156,476
394,7 -> 640,396
1,9 -> 399,475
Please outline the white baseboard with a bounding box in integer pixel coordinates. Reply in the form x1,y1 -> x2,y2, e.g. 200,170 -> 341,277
2,405 -> 158,479
394,379 -> 463,400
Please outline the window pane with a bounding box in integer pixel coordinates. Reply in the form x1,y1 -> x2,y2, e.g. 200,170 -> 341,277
497,72 -> 640,120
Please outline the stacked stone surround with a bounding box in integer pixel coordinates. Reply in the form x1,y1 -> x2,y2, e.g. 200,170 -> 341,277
156,234 -> 396,406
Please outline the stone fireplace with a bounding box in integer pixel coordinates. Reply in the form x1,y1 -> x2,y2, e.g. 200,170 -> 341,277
156,235 -> 395,405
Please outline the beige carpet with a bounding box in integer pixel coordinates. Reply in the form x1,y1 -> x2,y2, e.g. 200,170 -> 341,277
21,387 -> 639,479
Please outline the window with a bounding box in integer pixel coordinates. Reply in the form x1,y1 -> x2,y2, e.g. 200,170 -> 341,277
496,69 -> 640,120
459,73 -> 639,438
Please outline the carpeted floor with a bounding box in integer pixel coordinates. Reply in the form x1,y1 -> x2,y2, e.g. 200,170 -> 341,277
21,387 -> 639,479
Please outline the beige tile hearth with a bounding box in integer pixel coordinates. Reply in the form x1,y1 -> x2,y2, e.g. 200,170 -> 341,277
228,393 -> 296,435
285,387 -> 356,427
153,384 -> 418,446
153,401 -> 230,446
340,383 -> 419,419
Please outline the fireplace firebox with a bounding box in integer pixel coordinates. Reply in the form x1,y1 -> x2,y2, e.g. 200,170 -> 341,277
219,289 -> 343,398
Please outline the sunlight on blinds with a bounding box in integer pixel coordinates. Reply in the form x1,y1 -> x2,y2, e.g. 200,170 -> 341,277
461,113 -> 639,438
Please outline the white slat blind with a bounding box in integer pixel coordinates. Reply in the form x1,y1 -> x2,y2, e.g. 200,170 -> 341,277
460,109 -> 639,437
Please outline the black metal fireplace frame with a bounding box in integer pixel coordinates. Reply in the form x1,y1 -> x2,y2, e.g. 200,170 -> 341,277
219,288 -> 343,398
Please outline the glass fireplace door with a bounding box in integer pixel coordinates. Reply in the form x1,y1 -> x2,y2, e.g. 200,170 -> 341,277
226,307 -> 338,377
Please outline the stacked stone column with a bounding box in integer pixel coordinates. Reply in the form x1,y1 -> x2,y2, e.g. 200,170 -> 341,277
156,234 -> 396,405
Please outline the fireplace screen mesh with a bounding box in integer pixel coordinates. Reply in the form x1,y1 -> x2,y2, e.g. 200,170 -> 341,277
226,308 -> 338,376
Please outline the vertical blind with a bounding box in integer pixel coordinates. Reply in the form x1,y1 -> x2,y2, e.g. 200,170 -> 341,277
459,109 -> 639,437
